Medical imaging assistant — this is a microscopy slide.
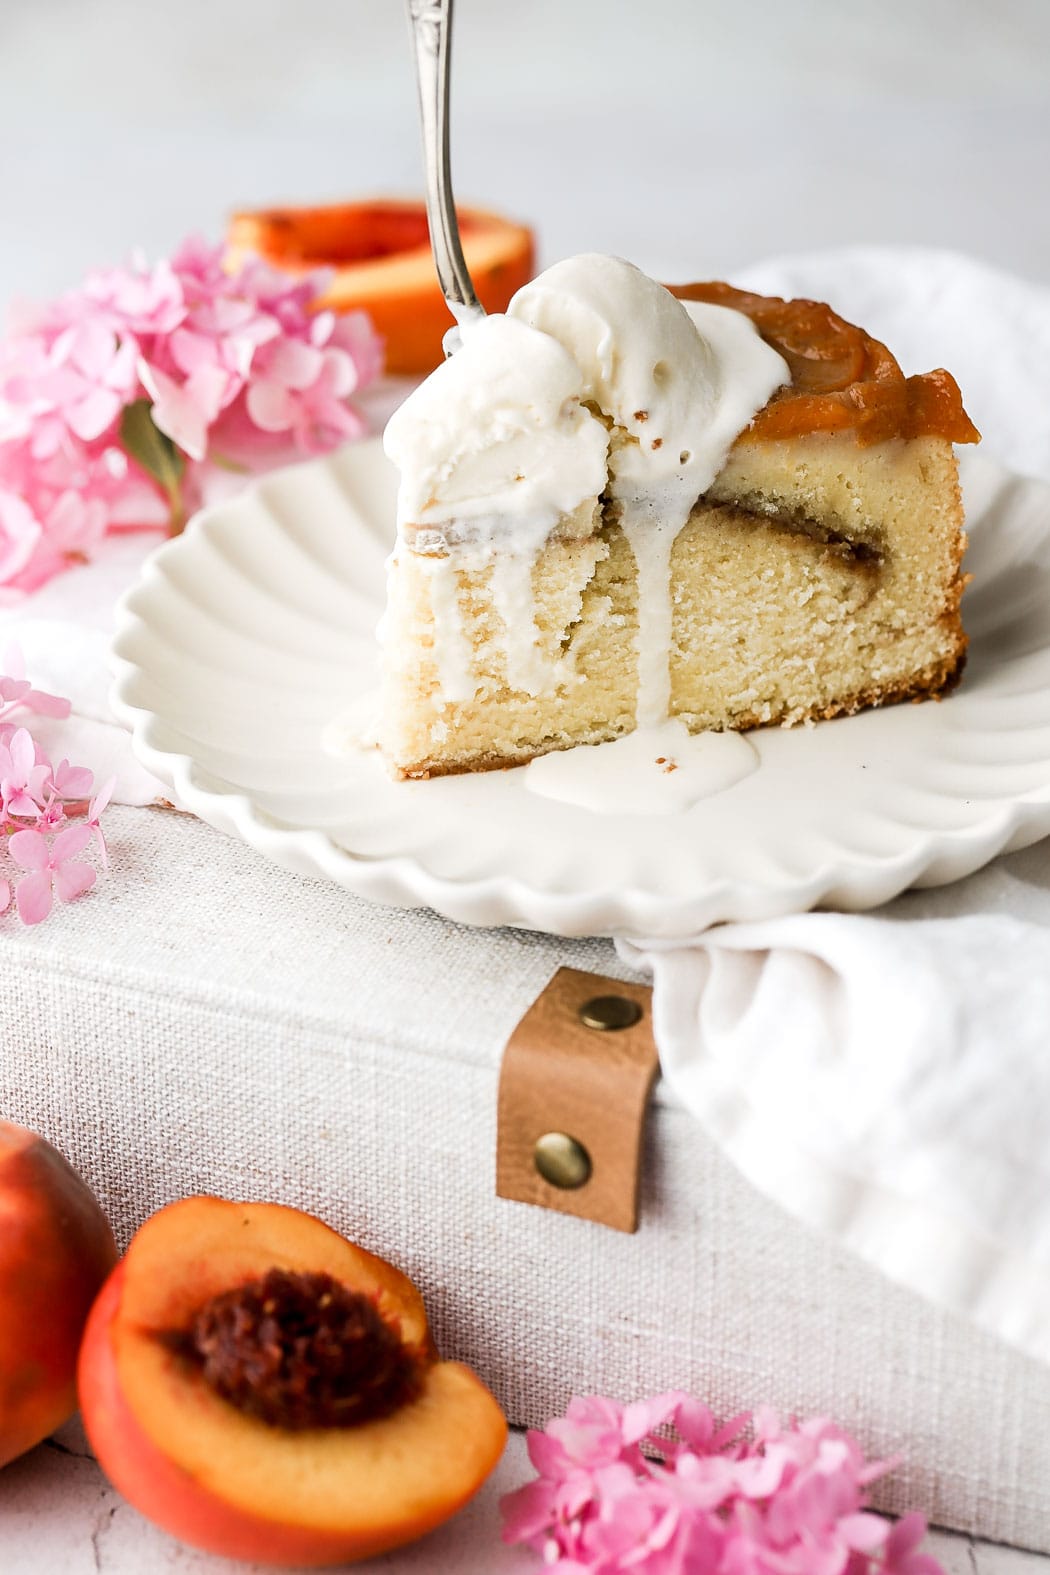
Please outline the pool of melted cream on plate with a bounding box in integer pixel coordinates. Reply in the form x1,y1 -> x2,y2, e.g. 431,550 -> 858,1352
324,705 -> 757,817
521,721 -> 757,815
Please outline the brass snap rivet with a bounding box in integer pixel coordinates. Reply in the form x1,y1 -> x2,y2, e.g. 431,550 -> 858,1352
578,995 -> 642,1032
534,1131 -> 592,1189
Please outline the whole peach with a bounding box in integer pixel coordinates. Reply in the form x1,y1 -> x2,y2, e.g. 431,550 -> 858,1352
0,1120 -> 118,1467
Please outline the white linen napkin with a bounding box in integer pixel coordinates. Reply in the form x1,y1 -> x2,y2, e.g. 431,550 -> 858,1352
618,246 -> 1050,1364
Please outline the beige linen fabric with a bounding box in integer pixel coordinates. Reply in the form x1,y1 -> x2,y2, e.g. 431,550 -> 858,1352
2,804 -> 1050,1552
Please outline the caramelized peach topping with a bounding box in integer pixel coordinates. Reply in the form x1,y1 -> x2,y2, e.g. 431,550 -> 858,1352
672,281 -> 980,446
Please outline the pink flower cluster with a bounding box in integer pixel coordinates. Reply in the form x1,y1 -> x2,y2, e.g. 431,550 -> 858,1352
0,237 -> 383,597
0,649 -> 112,924
501,1394 -> 945,1575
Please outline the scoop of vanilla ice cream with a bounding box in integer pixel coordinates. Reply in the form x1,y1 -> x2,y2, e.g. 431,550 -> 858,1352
509,254 -> 716,488
383,313 -> 609,544
508,254 -> 787,527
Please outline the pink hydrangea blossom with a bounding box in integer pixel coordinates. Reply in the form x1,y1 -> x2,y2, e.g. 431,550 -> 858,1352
85,776 -> 114,868
0,236 -> 383,597
0,726 -> 50,816
501,1394 -> 946,1575
0,646 -> 112,925
10,823 -> 96,924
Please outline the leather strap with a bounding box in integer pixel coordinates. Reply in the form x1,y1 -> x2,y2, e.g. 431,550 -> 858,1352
496,967 -> 659,1233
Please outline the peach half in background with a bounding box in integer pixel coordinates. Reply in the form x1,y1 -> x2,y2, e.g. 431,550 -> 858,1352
228,198 -> 535,374
78,1196 -> 508,1567
0,1120 -> 118,1468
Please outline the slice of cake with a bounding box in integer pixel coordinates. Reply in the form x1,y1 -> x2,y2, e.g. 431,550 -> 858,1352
379,255 -> 978,779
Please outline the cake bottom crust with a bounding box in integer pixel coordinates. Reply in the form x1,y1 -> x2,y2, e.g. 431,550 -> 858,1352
393,641 -> 967,780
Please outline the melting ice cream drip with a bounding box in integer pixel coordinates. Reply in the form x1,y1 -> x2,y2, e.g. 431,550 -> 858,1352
619,515 -> 681,727
419,555 -> 476,703
490,551 -> 551,696
524,719 -> 758,815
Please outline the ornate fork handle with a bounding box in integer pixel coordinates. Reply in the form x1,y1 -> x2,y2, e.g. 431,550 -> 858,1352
406,0 -> 483,325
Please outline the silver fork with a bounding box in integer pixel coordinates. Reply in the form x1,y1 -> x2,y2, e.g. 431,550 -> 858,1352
406,0 -> 485,354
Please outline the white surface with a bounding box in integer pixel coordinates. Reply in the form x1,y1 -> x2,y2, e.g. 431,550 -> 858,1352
110,433 -> 1050,937
2,1423 -> 1044,1575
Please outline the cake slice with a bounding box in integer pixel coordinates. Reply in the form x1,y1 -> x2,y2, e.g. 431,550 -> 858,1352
379,255 -> 978,779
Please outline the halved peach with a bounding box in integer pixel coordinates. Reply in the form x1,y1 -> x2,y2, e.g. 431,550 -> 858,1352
228,198 -> 535,374
78,1197 -> 507,1566
0,1120 -> 118,1468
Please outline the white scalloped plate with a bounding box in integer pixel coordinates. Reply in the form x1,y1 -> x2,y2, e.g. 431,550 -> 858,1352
110,440 -> 1050,938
